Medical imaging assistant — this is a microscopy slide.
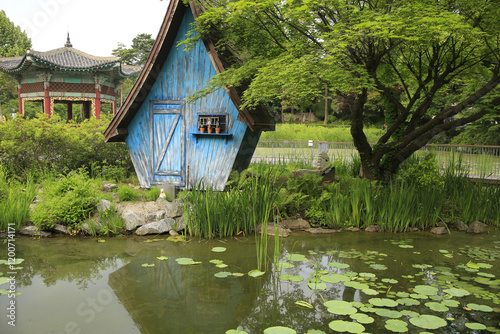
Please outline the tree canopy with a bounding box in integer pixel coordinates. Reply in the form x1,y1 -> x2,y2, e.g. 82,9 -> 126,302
112,33 -> 155,66
189,0 -> 500,181
0,10 -> 31,117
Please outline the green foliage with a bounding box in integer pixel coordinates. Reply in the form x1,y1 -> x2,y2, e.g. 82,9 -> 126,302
397,153 -> 444,190
144,187 -> 163,202
184,170 -> 283,240
0,114 -> 134,182
117,185 -> 140,202
86,206 -> 126,236
112,33 -> 155,66
31,170 -> 101,229
0,166 -> 37,231
191,0 -> 500,181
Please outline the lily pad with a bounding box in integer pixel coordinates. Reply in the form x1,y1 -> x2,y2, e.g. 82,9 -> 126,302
361,288 -> 379,296
285,254 -> 308,262
307,281 -> 327,290
443,288 -> 470,297
226,329 -> 248,334
175,258 -> 201,265
248,269 -> 265,277
214,271 -> 232,278
141,263 -> 155,267
382,278 -> 398,284
277,262 -> 295,270
385,319 -> 408,333
465,323 -> 487,330
232,273 -> 244,277
324,300 -> 357,315
399,244 -> 414,249
369,298 -> 398,308
466,303 -> 493,312
375,309 -> 403,319
328,262 -> 350,269
156,256 -> 169,261
344,281 -> 369,290
279,274 -> 304,282
321,274 -> 350,283
167,235 -> 186,242
441,299 -> 460,307
370,264 -> 388,270
328,320 -> 365,333
413,285 -> 439,296
397,298 -> 420,306
264,326 -> 296,334
216,263 -> 229,268
212,247 -> 227,253
409,315 -> 447,330
350,313 -> 374,324
425,302 -> 449,312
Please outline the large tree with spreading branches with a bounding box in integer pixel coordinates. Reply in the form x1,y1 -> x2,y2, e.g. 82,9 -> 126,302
187,0 -> 500,181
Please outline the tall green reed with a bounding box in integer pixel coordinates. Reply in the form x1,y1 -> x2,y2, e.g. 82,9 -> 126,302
0,166 -> 37,231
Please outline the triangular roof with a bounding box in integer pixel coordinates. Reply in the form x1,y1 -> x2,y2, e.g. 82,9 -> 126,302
104,0 -> 274,143
0,44 -> 141,76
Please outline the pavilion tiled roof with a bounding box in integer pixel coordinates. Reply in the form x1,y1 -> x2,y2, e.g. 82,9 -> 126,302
0,44 -> 141,76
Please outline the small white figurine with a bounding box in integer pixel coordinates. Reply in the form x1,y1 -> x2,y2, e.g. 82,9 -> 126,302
159,189 -> 166,199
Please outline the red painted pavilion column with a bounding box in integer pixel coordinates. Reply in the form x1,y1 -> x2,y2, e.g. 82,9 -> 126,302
67,101 -> 73,121
17,84 -> 23,116
43,81 -> 51,116
95,84 -> 101,119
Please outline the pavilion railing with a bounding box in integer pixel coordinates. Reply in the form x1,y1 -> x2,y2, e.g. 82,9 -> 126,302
252,140 -> 500,179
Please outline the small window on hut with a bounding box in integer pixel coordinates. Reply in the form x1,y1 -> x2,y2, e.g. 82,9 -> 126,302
197,114 -> 227,133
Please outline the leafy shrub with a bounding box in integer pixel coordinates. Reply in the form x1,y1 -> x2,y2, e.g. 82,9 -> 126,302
85,206 -> 126,236
31,169 -> 101,228
117,185 -> 139,202
0,114 -> 134,182
397,153 -> 444,190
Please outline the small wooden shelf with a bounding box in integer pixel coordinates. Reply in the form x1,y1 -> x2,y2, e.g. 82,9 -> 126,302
192,132 -> 232,144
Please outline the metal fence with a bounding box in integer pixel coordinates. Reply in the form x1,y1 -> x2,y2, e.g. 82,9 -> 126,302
252,140 -> 500,178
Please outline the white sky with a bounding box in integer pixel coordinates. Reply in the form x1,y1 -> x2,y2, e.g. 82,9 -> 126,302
1,0 -> 171,57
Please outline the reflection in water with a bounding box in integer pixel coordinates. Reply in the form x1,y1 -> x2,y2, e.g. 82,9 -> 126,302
1,231 -> 500,333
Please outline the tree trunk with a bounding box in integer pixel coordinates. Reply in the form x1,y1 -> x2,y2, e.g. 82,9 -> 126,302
324,87 -> 328,126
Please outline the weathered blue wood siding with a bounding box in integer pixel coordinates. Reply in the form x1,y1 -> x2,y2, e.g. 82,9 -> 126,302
125,9 -> 256,190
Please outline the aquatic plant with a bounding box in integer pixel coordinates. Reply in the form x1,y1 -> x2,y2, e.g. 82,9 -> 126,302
0,166 -> 37,231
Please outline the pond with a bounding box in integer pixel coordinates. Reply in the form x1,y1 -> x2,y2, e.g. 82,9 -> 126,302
1,230 -> 500,333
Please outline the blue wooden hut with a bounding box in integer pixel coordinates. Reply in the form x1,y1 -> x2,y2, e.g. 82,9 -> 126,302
104,0 -> 274,191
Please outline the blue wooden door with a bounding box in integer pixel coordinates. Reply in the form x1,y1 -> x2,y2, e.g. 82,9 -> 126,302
150,103 -> 185,186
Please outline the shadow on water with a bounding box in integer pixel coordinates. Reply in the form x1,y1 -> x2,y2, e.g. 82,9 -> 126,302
1,231 -> 500,333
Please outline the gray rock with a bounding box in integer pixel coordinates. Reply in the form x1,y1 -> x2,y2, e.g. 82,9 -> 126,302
135,220 -> 172,235
256,223 -> 291,237
306,227 -> 341,234
122,211 -> 146,231
145,210 -> 166,222
174,216 -> 185,231
102,183 -> 117,192
467,221 -> 487,234
283,219 -> 311,230
81,221 -> 104,235
165,201 -> 184,218
365,225 -> 379,232
53,224 -> 69,234
97,199 -> 112,212
346,227 -> 361,232
18,226 -> 51,237
430,226 -> 448,235
456,221 -> 468,231
169,230 -> 179,236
